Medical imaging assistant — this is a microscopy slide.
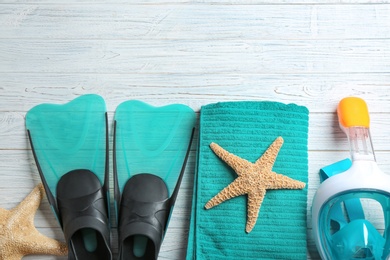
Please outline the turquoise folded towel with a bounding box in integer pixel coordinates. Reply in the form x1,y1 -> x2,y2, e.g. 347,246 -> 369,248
186,101 -> 309,260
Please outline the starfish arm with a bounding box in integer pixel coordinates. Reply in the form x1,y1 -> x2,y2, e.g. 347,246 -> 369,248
266,172 -> 306,190
23,231 -> 68,256
254,137 -> 283,172
0,208 -> 8,216
205,178 -> 249,209
0,252 -> 24,260
13,184 -> 44,222
210,142 -> 252,176
0,183 -> 68,259
246,188 -> 266,233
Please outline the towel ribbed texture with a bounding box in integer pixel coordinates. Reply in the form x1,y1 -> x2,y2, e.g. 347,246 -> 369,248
186,101 -> 309,260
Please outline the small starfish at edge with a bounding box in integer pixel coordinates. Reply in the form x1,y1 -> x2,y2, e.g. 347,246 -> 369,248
0,183 -> 68,260
205,137 -> 306,233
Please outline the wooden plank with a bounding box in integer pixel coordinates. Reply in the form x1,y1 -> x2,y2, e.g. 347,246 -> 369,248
1,1 -> 390,4
1,39 -> 390,75
1,5 -> 390,40
1,75 -> 390,113
1,110 -> 389,150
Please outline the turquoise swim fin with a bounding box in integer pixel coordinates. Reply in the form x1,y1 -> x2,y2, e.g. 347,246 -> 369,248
26,94 -> 112,260
113,100 -> 196,260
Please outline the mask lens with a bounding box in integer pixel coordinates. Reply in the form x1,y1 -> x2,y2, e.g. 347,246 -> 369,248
319,191 -> 390,260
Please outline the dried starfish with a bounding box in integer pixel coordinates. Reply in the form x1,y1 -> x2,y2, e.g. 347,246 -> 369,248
0,183 -> 68,260
205,137 -> 305,233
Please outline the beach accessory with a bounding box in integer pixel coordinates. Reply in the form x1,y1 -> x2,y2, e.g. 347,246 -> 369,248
205,137 -> 305,233
26,94 -> 112,260
312,97 -> 390,260
113,100 -> 196,260
187,101 -> 309,259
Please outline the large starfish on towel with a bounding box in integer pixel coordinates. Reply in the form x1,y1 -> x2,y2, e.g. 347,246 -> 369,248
205,137 -> 305,233
0,183 -> 68,260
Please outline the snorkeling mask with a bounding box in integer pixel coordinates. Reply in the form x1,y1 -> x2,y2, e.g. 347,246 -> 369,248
312,97 -> 390,260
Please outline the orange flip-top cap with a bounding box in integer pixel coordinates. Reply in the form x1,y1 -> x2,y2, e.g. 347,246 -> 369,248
337,97 -> 370,128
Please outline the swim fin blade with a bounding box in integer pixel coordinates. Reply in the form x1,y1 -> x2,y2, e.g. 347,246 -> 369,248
113,100 -> 196,260
26,94 -> 112,260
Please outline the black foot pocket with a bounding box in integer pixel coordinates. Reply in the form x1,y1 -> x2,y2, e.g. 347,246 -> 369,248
57,170 -> 112,260
118,173 -> 171,260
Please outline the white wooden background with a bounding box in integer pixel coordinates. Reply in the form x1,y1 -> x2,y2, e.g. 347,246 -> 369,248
1,1 -> 390,259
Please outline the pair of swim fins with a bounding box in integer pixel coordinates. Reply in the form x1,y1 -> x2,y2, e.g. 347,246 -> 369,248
25,94 -> 196,260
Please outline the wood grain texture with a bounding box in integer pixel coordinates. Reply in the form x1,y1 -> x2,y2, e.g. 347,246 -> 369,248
1,5 -> 390,40
2,0 -> 390,4
1,39 -> 390,75
1,111 -> 390,151
1,76 -> 390,112
0,1 -> 389,259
